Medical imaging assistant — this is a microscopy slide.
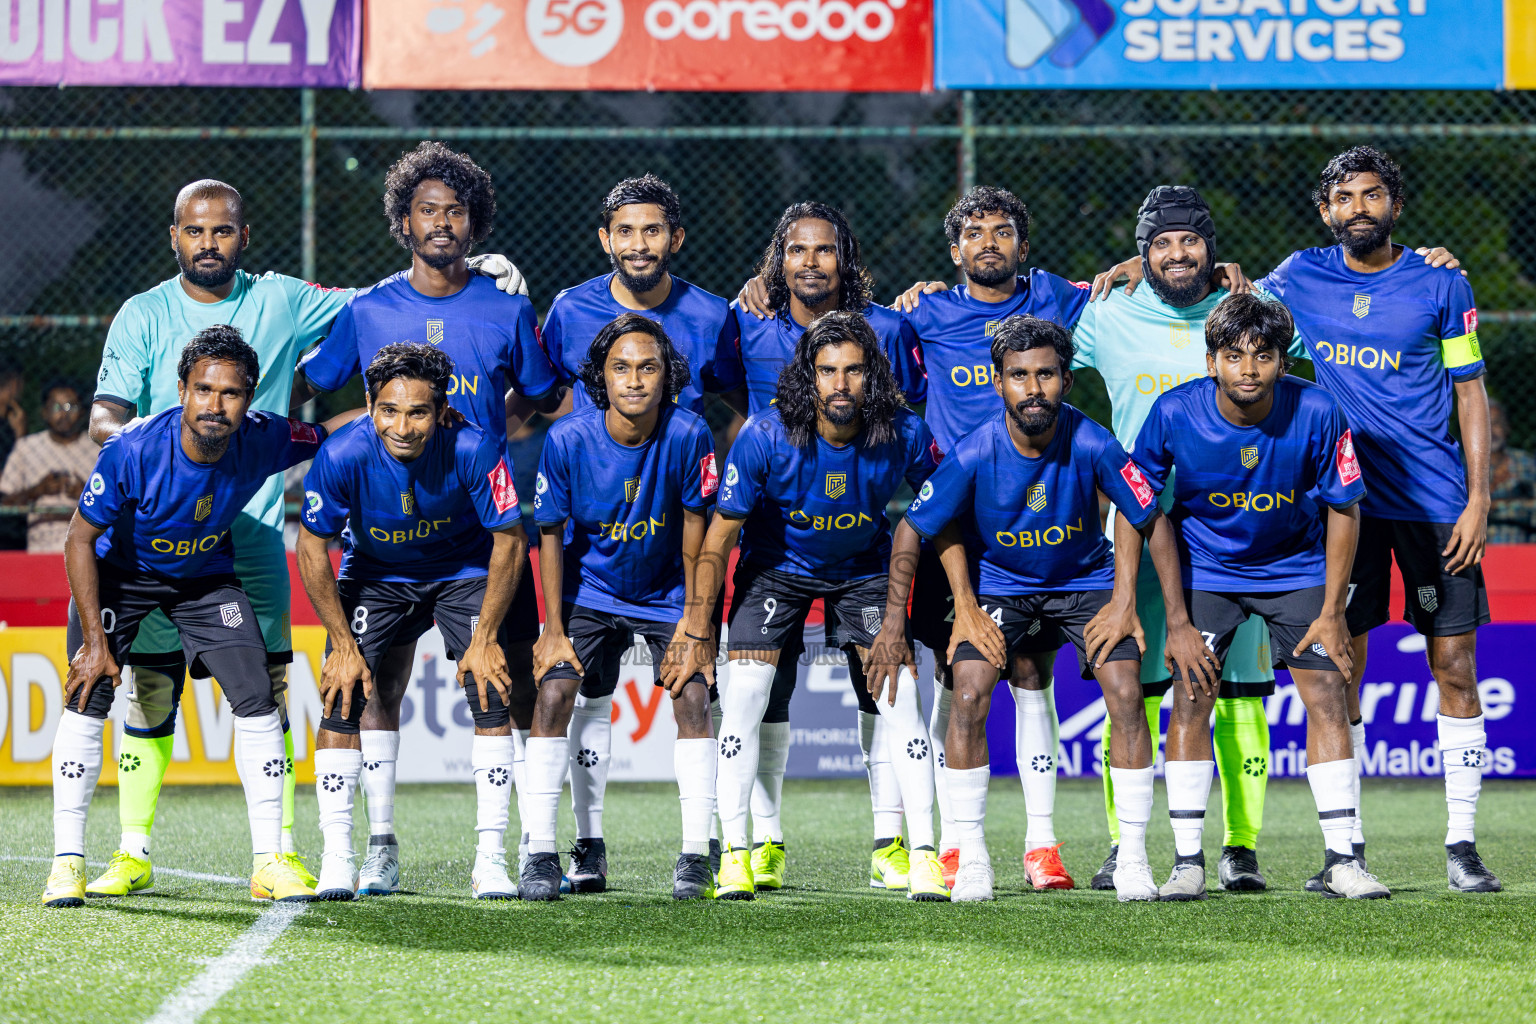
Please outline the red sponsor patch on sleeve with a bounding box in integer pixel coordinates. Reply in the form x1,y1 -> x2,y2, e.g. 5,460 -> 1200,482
929,439 -> 944,465
287,419 -> 319,444
488,458 -> 519,513
699,452 -> 719,498
1464,308 -> 1479,334
1335,430 -> 1362,486
1120,458 -> 1155,509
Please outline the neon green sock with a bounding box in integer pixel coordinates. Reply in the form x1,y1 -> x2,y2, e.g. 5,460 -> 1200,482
1102,695 -> 1164,845
117,733 -> 173,837
282,727 -> 296,840
1214,696 -> 1269,848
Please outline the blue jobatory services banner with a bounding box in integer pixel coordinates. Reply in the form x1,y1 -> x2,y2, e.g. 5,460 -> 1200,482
935,0 -> 1504,90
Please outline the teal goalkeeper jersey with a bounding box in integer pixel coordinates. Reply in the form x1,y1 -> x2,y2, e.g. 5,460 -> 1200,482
95,271 -> 353,530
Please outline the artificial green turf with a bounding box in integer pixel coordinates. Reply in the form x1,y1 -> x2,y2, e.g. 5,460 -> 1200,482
3,778 -> 1534,1024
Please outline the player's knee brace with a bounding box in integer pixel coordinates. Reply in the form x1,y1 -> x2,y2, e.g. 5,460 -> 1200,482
124,661 -> 186,739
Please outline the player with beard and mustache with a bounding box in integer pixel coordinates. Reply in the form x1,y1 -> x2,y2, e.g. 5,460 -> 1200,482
1069,186 -> 1283,896
1131,293 -> 1384,901
878,315 -> 1166,902
1253,147 -> 1502,895
717,202 -> 927,893
671,311 -> 946,902
295,142 -> 562,898
536,174 -> 739,892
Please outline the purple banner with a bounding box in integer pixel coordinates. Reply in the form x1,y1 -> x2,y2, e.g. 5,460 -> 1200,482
986,622 -> 1528,781
0,0 -> 359,86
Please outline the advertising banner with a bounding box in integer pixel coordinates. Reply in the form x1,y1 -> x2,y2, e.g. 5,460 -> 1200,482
0,0 -> 361,86
935,0 -> 1504,90
0,622 -> 1526,786
362,0 -> 932,91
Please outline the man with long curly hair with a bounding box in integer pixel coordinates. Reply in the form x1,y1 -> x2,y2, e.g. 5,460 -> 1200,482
673,311 -> 947,902
295,141 -> 564,898
519,313 -> 720,901
721,201 -> 928,892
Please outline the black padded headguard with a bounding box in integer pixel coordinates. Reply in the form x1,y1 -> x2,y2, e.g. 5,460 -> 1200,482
1136,185 -> 1216,277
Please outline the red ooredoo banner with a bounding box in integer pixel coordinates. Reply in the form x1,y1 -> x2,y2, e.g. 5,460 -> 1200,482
363,0 -> 931,91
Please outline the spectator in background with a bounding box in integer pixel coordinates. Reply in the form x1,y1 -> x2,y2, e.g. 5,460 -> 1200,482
1488,397 -> 1536,543
0,381 -> 99,552
0,368 -> 29,549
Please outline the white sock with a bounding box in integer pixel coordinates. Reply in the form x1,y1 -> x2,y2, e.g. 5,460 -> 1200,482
512,728 -> 530,857
472,734 -> 514,854
1013,683 -> 1059,850
716,659 -> 774,848
1164,759 -> 1214,859
360,729 -> 399,836
675,738 -> 716,855
930,682 -> 957,850
709,699 -> 723,844
233,711 -> 286,856
1349,718 -> 1366,846
525,736 -> 566,855
52,710 -> 105,856
1306,757 -> 1357,857
879,667 -> 936,849
314,747 -> 362,858
1439,713 -> 1487,845
569,692 -> 612,840
947,765 -> 989,861
751,721 -> 790,843
122,832 -> 151,861
1109,766 -> 1154,865
860,710 -> 904,839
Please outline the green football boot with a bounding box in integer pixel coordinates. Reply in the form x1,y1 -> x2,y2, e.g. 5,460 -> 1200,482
750,839 -> 786,891
716,845 -> 756,901
870,836 -> 911,890
86,849 -> 154,897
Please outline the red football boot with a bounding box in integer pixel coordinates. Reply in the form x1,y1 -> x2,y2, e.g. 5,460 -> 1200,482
1023,842 -> 1075,890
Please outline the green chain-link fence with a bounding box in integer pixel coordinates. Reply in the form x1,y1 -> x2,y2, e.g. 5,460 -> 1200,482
4,87 -> 1536,542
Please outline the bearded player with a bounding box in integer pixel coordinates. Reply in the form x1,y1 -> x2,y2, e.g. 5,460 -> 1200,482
673,311 -> 946,902
295,141 -> 561,895
878,315 -> 1165,902
725,201 -> 928,890
521,313 -> 719,901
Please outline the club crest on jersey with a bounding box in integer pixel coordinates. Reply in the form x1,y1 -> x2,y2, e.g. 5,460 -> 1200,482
1353,293 -> 1371,319
1240,446 -> 1260,469
825,473 -> 847,499
984,320 -> 1002,338
1418,586 -> 1439,613
427,319 -> 444,345
1027,482 -> 1047,512
194,494 -> 214,521
220,602 -> 243,629
401,489 -> 416,516
862,606 -> 882,634
1169,322 -> 1191,349
624,477 -> 640,503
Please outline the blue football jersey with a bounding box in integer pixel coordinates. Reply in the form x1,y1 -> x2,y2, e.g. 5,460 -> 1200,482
1132,376 -> 1366,592
298,272 -> 559,454
900,270 -> 1091,453
534,405 -> 718,619
905,407 -> 1158,595
721,303 -> 927,416
79,408 -> 324,579
718,408 -> 938,582
1259,246 -> 1482,523
301,417 -> 522,583
541,274 -> 739,415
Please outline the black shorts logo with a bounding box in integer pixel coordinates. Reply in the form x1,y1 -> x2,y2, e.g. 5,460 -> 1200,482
1418,586 -> 1439,613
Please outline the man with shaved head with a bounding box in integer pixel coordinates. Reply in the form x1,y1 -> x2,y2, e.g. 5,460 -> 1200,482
83,175 -> 529,899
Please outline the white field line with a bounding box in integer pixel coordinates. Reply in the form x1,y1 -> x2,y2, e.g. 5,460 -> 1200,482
0,854 -> 244,885
2,853 -> 308,1024
142,901 -> 306,1024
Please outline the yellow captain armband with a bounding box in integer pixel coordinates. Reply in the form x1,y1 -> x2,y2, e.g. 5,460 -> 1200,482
1441,331 -> 1482,370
